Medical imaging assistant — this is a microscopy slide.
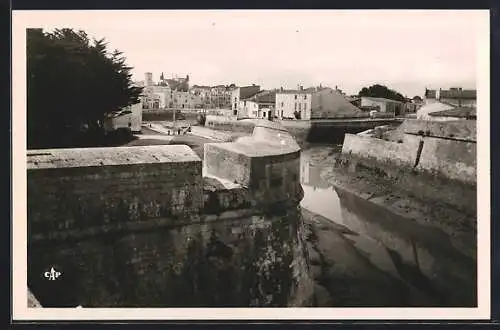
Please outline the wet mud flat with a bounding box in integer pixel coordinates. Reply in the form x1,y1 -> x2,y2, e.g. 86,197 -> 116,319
303,208 -> 439,307
300,146 -> 477,307
309,146 -> 476,261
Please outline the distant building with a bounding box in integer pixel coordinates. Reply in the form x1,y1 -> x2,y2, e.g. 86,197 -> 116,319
192,84 -> 234,109
103,102 -> 142,133
275,86 -> 314,120
418,87 -> 477,120
139,72 -> 204,110
359,97 -> 404,116
275,86 -> 364,120
417,101 -> 476,121
160,74 -> 190,92
231,85 -> 261,116
141,85 -> 170,109
171,90 -> 200,109
424,87 -> 476,108
238,90 -> 276,120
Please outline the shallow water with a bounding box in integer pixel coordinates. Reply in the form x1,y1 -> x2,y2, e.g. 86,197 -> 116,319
299,146 -> 477,307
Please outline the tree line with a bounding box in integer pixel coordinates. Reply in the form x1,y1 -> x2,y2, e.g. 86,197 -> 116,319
27,28 -> 142,149
358,84 -> 407,102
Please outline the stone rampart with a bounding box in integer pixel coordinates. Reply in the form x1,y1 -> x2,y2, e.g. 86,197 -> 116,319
27,122 -> 313,308
339,119 -> 477,214
342,133 -> 422,169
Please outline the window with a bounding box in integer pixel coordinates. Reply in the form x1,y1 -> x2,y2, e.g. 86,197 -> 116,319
295,95 -> 297,99
281,102 -> 284,107
295,103 -> 297,110
281,110 -> 283,117
304,95 -> 307,100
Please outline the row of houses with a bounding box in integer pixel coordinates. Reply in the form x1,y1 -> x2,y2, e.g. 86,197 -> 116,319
231,84 -> 419,120
136,72 -> 477,122
138,72 -> 238,110
137,73 -> 203,110
191,84 -> 235,109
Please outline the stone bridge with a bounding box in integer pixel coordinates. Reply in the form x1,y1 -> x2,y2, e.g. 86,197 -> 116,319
27,120 -> 314,308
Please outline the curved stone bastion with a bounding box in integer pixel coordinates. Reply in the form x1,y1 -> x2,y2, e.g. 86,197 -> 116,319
27,121 -> 314,307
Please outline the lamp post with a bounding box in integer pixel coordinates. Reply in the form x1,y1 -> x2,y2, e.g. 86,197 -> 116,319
173,88 -> 176,132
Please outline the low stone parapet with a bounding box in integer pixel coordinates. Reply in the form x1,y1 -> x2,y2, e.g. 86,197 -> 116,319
401,119 -> 476,142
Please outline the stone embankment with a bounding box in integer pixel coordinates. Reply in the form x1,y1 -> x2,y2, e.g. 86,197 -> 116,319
338,119 -> 476,216
27,120 -> 313,308
323,119 -> 477,266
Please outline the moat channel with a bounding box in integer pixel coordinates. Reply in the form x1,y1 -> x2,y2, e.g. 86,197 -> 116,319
300,146 -> 476,307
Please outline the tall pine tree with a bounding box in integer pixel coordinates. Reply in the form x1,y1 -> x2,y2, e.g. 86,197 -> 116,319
27,28 -> 143,148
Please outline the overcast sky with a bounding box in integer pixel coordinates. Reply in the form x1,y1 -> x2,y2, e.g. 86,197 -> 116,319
23,10 -> 487,97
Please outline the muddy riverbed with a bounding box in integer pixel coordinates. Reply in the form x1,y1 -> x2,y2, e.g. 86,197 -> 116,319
300,145 -> 477,307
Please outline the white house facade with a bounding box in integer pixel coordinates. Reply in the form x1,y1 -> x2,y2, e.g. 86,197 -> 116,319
275,88 -> 312,120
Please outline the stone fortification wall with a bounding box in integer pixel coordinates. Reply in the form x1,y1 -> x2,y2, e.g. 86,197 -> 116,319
342,133 -> 422,169
28,123 -> 313,308
28,145 -> 204,240
339,119 -> 477,214
342,120 -> 477,186
400,119 -> 476,142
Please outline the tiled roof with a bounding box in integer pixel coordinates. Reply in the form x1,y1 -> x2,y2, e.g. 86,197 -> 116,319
428,107 -> 476,118
242,90 -> 276,103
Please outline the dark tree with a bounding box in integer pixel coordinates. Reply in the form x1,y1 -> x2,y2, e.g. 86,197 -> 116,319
413,95 -> 423,102
358,84 -> 406,102
27,28 -> 143,149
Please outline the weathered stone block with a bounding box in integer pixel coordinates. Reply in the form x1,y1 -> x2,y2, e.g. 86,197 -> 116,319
342,133 -> 421,168
416,136 -> 476,185
28,145 -> 203,239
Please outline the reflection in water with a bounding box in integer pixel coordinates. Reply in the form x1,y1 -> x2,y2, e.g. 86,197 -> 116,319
299,146 -> 476,307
